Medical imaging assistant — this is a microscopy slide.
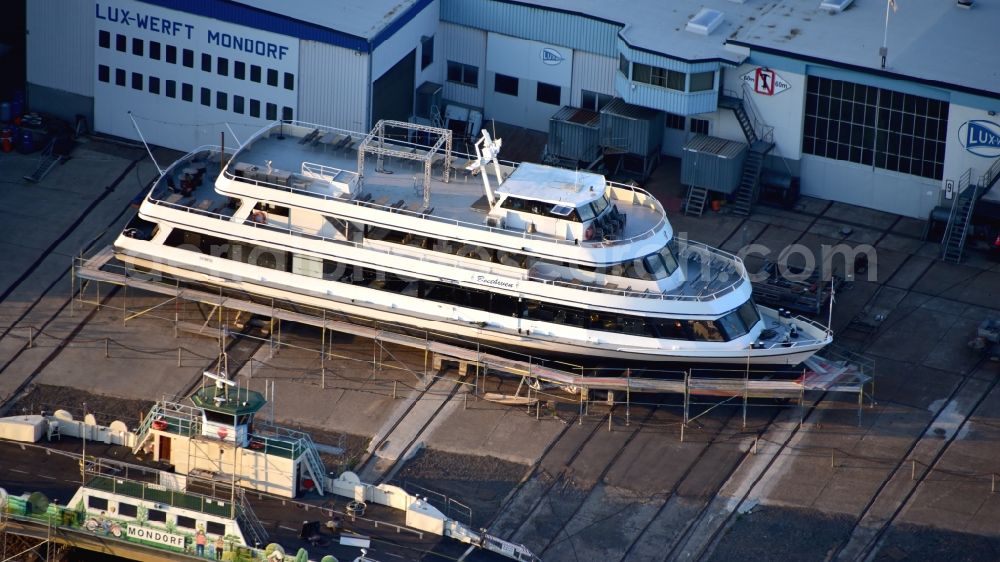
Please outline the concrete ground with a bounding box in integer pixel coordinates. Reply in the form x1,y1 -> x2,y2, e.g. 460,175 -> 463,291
0,135 -> 999,561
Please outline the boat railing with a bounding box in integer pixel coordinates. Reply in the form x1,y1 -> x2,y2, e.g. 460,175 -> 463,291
300,161 -> 358,185
219,121 -> 668,250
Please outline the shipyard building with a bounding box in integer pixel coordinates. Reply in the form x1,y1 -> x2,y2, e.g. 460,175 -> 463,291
24,0 -> 1000,219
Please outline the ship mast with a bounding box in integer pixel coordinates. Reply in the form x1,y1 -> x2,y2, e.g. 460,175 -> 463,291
466,129 -> 504,207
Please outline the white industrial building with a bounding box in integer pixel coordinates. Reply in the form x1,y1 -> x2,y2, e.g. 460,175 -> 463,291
25,0 -> 1000,219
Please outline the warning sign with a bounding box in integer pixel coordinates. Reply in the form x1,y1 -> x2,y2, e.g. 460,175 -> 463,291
740,68 -> 790,96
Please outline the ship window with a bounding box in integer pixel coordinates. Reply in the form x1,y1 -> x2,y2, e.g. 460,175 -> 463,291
689,320 -> 724,341
117,502 -> 138,518
658,245 -> 679,276
148,509 -> 166,523
115,68 -> 126,87
590,194 -> 610,216
149,76 -> 160,95
131,72 -> 143,91
258,202 -> 289,217
737,299 -> 761,330
88,496 -> 109,511
176,515 -> 197,530
182,83 -> 193,102
216,91 -> 227,110
206,521 -> 226,536
717,310 -> 748,340
577,203 -> 595,222
201,87 -> 211,106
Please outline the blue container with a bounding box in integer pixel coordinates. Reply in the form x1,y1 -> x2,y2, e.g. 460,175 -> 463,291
0,102 -> 9,122
10,99 -> 22,120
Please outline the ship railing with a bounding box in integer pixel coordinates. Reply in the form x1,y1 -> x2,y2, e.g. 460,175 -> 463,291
220,121 -> 669,250
146,144 -> 234,199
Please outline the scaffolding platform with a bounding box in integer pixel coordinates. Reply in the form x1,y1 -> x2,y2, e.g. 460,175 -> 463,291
73,248 -> 874,428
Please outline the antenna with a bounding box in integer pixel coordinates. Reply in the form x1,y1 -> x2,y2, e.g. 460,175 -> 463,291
127,111 -> 165,175
202,369 -> 235,405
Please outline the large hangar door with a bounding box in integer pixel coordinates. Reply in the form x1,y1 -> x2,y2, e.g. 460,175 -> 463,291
372,50 -> 415,124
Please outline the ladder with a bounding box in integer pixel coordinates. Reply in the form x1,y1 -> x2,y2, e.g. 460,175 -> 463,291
684,185 -> 709,217
23,139 -> 63,183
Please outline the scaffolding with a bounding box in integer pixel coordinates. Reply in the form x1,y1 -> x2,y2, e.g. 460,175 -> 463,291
357,119 -> 453,209
72,249 -> 875,439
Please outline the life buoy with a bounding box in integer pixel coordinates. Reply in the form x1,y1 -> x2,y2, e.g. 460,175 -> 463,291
584,224 -> 595,241
250,211 -> 267,224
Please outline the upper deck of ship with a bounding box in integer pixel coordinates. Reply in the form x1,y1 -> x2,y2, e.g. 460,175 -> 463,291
219,121 -> 670,255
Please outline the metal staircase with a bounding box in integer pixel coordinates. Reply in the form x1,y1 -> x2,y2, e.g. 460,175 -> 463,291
235,490 -> 269,547
23,139 -> 63,183
941,160 -> 1000,263
684,185 -> 710,217
299,432 -> 328,496
731,141 -> 773,216
719,85 -> 776,217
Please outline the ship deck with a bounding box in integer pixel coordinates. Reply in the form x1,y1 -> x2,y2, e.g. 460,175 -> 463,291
229,122 -> 666,247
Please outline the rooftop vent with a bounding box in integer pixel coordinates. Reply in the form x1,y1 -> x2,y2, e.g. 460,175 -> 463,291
819,0 -> 854,12
686,8 -> 725,35
956,0 -> 973,8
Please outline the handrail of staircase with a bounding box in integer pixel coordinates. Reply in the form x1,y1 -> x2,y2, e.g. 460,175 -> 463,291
979,156 -> 1000,192
941,168 -> 971,250
738,83 -> 774,144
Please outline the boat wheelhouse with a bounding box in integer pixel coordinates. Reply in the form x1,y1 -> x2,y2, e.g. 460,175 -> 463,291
113,119 -> 831,370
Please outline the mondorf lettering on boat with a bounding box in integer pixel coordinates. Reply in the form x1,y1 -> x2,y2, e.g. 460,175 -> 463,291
958,120 -> 1000,158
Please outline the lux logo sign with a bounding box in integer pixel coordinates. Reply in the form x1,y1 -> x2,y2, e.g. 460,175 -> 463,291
958,120 -> 1000,158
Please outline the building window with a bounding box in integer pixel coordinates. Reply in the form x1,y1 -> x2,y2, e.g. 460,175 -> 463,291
182,83 -> 193,101
266,103 -> 277,120
176,515 -> 196,530
201,53 -> 212,72
536,82 -> 561,105
206,522 -> 226,536
250,65 -> 262,83
249,99 -> 261,118
131,72 -> 143,90
618,54 -> 629,78
235,61 -> 246,80
149,76 -> 160,94
494,73 -> 518,96
690,118 -> 709,135
665,112 -> 685,130
233,95 -> 245,114
689,71 -> 714,92
166,45 -> 177,64
216,91 -> 227,110
267,68 -> 278,87
284,72 -> 294,91
282,106 -> 293,120
116,34 -> 126,52
166,80 -> 177,98
182,49 -> 194,68
87,496 -> 109,511
581,90 -> 611,112
117,503 -> 138,518
633,63 -> 685,91
201,87 -> 211,106
217,57 -> 229,76
421,35 -> 434,70
446,61 -> 478,87
98,64 -> 110,83
803,75 -> 947,180
115,68 -> 126,87
98,30 -> 110,49
148,509 -> 166,523
132,37 -> 143,56
149,41 -> 161,60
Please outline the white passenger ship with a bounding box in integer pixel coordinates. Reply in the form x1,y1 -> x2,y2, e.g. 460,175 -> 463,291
113,119 -> 831,370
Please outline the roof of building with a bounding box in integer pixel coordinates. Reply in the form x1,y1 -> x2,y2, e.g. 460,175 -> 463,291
235,0 -> 421,41
730,0 -> 1000,99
